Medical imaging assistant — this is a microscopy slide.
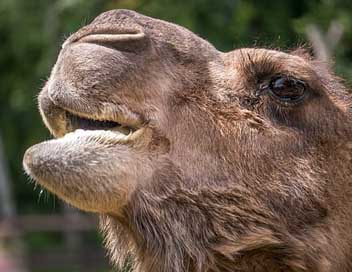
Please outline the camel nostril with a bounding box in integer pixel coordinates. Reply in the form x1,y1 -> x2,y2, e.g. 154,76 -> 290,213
78,32 -> 146,44
73,27 -> 148,52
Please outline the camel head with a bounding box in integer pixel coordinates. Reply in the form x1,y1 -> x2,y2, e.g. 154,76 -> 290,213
24,9 -> 352,272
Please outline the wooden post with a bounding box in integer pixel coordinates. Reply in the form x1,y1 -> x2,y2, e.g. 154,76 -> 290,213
0,132 -> 28,272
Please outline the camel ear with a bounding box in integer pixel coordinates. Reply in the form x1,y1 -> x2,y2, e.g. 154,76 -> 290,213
78,27 -> 148,52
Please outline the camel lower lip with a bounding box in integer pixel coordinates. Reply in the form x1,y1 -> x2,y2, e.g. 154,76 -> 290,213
23,127 -> 144,180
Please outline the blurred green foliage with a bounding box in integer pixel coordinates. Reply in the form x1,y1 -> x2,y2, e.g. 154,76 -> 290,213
1,0 -> 352,271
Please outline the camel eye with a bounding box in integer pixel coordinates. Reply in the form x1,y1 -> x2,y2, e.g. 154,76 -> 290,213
268,75 -> 307,104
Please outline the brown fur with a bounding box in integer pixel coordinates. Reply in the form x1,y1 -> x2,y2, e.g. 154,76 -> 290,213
23,10 -> 352,272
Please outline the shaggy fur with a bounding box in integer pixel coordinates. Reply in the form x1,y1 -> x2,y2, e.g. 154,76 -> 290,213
23,9 -> 352,272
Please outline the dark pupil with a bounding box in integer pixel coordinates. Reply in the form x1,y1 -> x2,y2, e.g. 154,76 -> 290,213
269,76 -> 306,101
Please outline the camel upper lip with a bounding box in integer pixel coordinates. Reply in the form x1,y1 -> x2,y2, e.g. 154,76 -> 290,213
42,80 -> 142,137
40,85 -> 142,139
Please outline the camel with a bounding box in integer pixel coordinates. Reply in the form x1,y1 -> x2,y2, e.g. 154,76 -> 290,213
23,9 -> 352,272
